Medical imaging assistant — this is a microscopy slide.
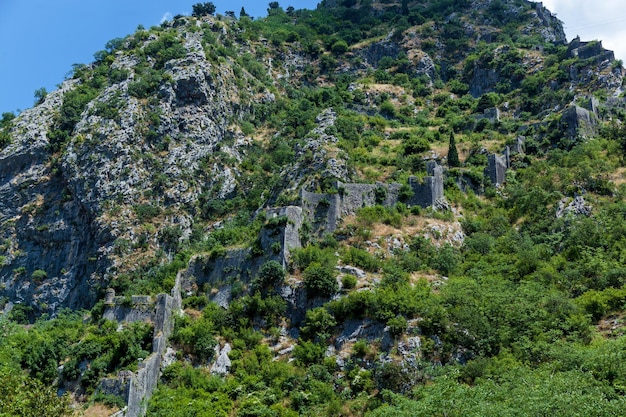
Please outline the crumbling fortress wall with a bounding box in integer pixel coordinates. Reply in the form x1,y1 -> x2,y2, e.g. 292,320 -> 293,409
100,273 -> 182,417
302,161 -> 444,235
99,166 -> 447,415
486,153 -> 508,186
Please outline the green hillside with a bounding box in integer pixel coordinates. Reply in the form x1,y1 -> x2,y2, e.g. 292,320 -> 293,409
1,1 -> 626,415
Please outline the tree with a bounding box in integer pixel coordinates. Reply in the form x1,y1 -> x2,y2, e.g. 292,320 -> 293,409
34,87 -> 47,105
240,7 -> 249,18
0,369 -> 72,417
254,260 -> 286,290
331,40 -> 349,55
404,136 -> 431,156
448,132 -> 461,167
267,2 -> 281,15
191,2 -> 216,17
300,307 -> 336,341
303,263 -> 338,298
0,112 -> 14,149
402,0 -> 409,15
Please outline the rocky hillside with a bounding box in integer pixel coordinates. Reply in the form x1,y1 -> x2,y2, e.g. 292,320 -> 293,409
1,1 -> 626,415
0,0 -> 622,318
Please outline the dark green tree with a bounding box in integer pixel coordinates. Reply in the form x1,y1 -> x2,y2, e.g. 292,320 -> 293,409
268,2 -> 281,15
402,0 -> 409,15
253,260 -> 286,291
191,2 -> 216,17
448,132 -> 461,167
303,263 -> 338,298
240,7 -> 249,18
33,87 -> 47,105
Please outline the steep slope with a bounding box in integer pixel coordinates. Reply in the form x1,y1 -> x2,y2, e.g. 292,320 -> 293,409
0,0 -> 624,318
3,1 -> 626,416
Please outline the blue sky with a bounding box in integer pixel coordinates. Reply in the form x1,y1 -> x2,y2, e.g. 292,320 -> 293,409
1,1 -> 624,116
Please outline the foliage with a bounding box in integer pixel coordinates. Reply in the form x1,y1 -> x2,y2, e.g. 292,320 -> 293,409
253,260 -> 286,291
33,87 -> 47,105
447,132 -> 461,167
342,246 -> 380,272
192,2 -> 216,17
7,1 -> 626,414
303,263 -> 338,298
0,367 -> 72,417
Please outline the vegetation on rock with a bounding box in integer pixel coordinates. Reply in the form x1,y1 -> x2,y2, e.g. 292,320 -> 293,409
1,0 -> 626,416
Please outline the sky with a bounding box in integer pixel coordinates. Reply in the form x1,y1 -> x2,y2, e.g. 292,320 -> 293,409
541,0 -> 626,63
0,1 -> 625,116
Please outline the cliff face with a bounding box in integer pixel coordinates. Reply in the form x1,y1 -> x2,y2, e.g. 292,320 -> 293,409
0,0 -> 623,317
0,84 -> 104,312
0,25 -> 265,315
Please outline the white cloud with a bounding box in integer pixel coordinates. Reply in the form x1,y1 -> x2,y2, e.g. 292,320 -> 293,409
160,12 -> 172,24
540,0 -> 626,60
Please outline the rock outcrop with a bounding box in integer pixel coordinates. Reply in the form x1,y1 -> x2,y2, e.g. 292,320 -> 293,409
560,105 -> 598,140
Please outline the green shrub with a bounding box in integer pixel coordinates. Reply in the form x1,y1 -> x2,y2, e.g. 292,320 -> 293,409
293,340 -> 326,365
331,40 -> 349,55
342,247 -> 380,272
341,275 -> 357,290
301,307 -> 336,341
387,315 -> 408,337
31,269 -> 48,282
143,33 -> 186,69
404,136 -> 431,156
133,204 -> 161,222
291,245 -> 336,271
352,339 -> 369,357
303,263 -> 338,298
253,260 -> 286,290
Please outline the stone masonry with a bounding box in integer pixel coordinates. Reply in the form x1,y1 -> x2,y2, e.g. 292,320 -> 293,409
100,273 -> 182,417
301,161 -> 444,235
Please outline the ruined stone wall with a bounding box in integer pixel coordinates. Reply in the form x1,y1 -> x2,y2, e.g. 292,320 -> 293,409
337,183 -> 376,213
98,278 -> 179,417
125,351 -> 160,417
103,295 -> 154,324
301,163 -> 445,234
264,206 -> 303,269
301,190 -> 341,235
408,162 -> 444,207
560,105 -> 598,140
485,153 -> 507,186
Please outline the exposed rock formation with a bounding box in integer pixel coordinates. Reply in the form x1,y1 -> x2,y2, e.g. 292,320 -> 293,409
211,343 -> 232,375
560,105 -> 598,140
0,82 -> 106,316
556,196 -> 592,218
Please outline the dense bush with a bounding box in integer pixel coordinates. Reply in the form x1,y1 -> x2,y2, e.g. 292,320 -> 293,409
253,260 -> 286,290
303,263 -> 338,298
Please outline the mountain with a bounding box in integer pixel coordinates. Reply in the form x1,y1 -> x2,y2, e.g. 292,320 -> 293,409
1,1 -> 626,416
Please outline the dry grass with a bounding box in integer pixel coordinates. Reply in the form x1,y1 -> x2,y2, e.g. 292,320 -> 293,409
610,167 -> 626,186
80,403 -> 120,417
